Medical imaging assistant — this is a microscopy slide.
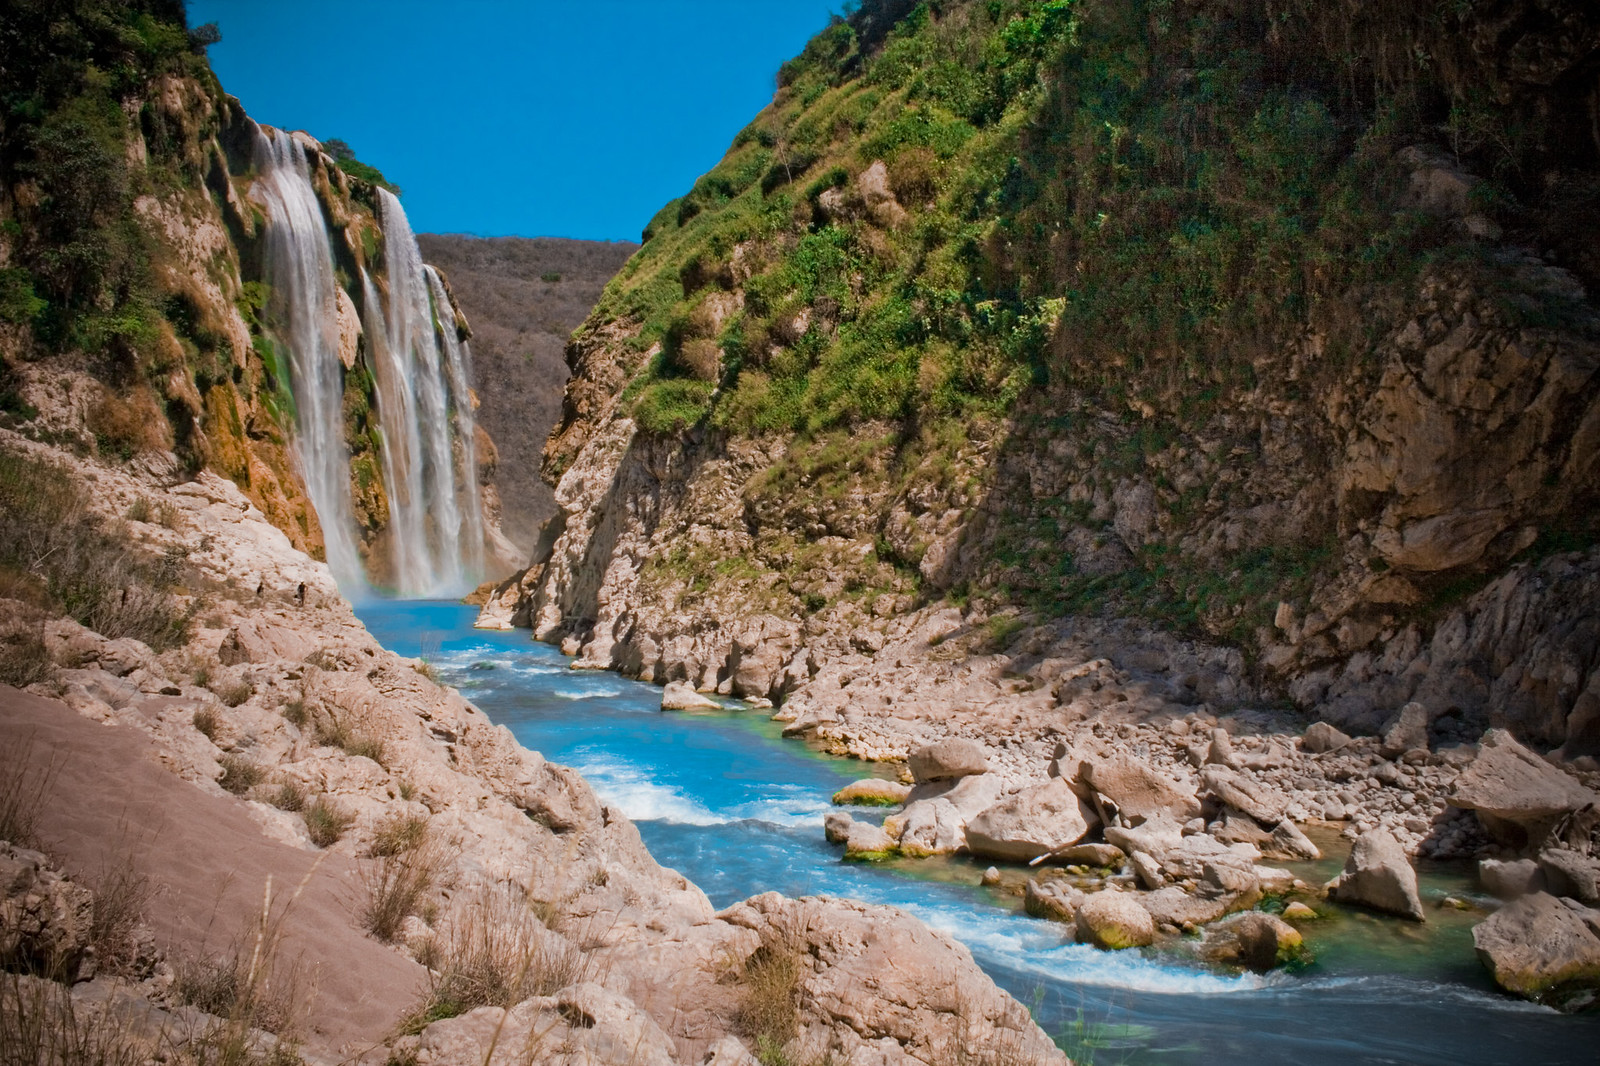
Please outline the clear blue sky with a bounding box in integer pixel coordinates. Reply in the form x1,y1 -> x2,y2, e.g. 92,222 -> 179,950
189,1 -> 839,240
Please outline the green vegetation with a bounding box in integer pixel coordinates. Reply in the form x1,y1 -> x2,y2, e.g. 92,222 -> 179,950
322,137 -> 402,195
568,0 -> 1595,646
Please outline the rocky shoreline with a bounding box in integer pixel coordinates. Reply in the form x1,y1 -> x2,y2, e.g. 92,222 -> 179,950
479,566 -> 1600,1010
0,432 -> 1063,1066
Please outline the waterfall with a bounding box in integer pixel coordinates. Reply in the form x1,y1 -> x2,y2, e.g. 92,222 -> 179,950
250,128 -> 366,590
368,188 -> 480,597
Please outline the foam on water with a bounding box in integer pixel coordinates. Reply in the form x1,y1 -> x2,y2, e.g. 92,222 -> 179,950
568,750 -> 722,826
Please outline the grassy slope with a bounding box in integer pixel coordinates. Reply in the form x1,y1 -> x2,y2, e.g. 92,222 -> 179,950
561,0 -> 1599,650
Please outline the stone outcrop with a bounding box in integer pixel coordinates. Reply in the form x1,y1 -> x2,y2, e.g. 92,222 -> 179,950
964,778 -> 1096,862
1200,911 -> 1306,973
1075,891 -> 1155,950
1328,829 -> 1425,921
908,739 -> 989,783
0,844 -> 96,983
1451,729 -> 1598,847
831,779 -> 912,806
1473,893 -> 1600,1006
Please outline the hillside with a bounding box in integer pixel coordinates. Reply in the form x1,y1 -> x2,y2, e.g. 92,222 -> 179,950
416,235 -> 637,549
489,0 -> 1600,752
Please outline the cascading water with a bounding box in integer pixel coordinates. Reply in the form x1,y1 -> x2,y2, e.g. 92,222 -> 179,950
368,188 -> 480,597
251,128 -> 366,590
251,126 -> 486,598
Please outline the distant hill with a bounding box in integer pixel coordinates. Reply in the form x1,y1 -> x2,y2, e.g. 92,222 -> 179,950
417,235 -> 637,552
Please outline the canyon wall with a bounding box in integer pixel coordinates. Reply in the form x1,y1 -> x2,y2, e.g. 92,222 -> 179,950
486,0 -> 1600,752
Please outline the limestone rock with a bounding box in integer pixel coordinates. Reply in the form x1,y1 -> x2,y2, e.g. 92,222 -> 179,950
1200,765 -> 1283,825
908,738 -> 988,783
1479,858 -> 1544,900
964,778 -> 1096,863
1473,892 -> 1600,1003
1328,829 -> 1425,921
1138,887 -> 1229,928
1204,728 -> 1239,769
824,811 -> 853,845
1282,901 -> 1318,920
1380,701 -> 1430,758
831,779 -> 911,807
844,819 -> 896,860
1023,879 -> 1078,922
1202,912 -> 1306,972
1083,755 -> 1201,824
0,844 -> 96,982
1540,849 -> 1600,905
1266,819 -> 1322,861
661,680 -> 718,712
1075,891 -> 1155,950
1451,729 -> 1597,847
1053,843 -> 1125,867
1303,721 -> 1351,753
703,1035 -> 762,1066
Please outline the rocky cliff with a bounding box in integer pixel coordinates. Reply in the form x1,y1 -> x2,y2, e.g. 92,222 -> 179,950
415,235 -> 638,551
488,0 -> 1600,756
0,0 -> 512,589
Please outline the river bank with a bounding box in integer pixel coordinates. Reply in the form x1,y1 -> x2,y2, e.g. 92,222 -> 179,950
393,599 -> 1600,1064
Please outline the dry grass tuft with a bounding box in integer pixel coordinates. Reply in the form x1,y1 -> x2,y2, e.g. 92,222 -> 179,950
0,613 -> 52,690
192,707 -> 221,741
312,713 -> 387,767
359,815 -> 450,943
737,938 -> 803,1065
218,755 -> 264,796
0,973 -> 157,1066
267,780 -> 306,813
402,885 -> 595,1032
301,797 -> 352,848
87,862 -> 153,978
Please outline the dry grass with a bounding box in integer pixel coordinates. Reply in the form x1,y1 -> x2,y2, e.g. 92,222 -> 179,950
213,679 -> 254,709
737,940 -> 803,1065
301,797 -> 352,848
0,974 -> 158,1066
267,780 -> 306,813
359,818 -> 449,943
0,733 -> 58,848
193,707 -> 221,741
218,755 -> 265,796
402,884 -> 596,1032
312,713 -> 387,766
87,861 -> 153,978
0,612 -> 52,690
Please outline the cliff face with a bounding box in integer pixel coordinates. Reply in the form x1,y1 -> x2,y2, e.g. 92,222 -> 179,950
0,0 -> 509,587
493,0 -> 1600,751
415,235 -> 638,552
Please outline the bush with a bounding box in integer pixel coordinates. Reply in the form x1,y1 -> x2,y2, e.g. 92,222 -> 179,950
302,796 -> 353,847
632,379 -> 714,436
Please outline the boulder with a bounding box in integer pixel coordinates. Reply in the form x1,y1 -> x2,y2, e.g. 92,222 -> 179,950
844,819 -> 896,860
1023,879 -> 1078,922
1202,912 -> 1307,972
1204,728 -> 1240,769
1053,843 -> 1125,868
1478,858 -> 1544,900
1380,701 -> 1431,758
1200,765 -> 1283,825
0,844 -> 96,982
831,779 -> 911,807
1138,887 -> 1229,928
1083,755 -> 1201,824
703,1036 -> 762,1066
1266,820 -> 1322,861
1451,729 -> 1597,848
886,773 -> 1002,856
1540,849 -> 1600,905
1473,892 -> 1600,1003
964,779 -> 1096,863
661,680 -> 718,712
1303,721 -> 1351,754
908,738 -> 989,783
824,811 -> 854,845
1075,891 -> 1156,949
1282,901 -> 1319,920
1328,829 -> 1425,921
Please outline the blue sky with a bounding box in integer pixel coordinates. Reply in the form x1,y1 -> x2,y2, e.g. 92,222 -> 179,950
189,1 -> 840,240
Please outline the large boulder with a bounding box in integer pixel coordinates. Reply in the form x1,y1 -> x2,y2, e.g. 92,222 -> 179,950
1451,729 -> 1597,848
1328,829 -> 1425,921
886,773 -> 1002,856
1266,819 -> 1322,861
844,819 -> 897,860
1075,891 -> 1156,949
1303,721 -> 1351,754
1201,911 -> 1307,973
908,739 -> 989,783
1540,849 -> 1600,905
1200,765 -> 1284,825
964,779 -> 1097,863
831,779 -> 911,807
1478,858 -> 1544,900
1473,892 -> 1600,1004
661,680 -> 718,711
1083,755 -> 1201,824
1380,701 -> 1431,758
0,844 -> 96,982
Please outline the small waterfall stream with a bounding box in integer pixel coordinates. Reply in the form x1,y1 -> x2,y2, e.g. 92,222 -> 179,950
251,129 -> 366,590
250,128 -> 485,597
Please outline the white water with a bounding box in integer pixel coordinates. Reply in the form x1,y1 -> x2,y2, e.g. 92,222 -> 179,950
250,127 -> 485,598
251,129 -> 366,589
369,189 -> 478,597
